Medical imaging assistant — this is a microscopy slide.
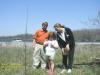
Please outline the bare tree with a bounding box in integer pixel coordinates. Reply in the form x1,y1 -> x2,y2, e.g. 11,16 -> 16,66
82,11 -> 100,28
88,11 -> 100,27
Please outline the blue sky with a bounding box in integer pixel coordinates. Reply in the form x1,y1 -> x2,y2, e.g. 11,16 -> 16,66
0,0 -> 100,36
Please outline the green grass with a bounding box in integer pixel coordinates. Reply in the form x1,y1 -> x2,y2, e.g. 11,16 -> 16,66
0,43 -> 100,75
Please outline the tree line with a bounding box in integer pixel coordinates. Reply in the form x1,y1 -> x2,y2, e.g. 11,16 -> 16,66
0,29 -> 100,42
73,29 -> 100,42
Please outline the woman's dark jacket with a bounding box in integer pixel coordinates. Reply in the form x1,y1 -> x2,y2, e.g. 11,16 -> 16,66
57,27 -> 75,49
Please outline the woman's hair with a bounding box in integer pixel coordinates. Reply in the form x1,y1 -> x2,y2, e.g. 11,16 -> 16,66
48,32 -> 56,40
61,25 -> 65,28
54,23 -> 65,28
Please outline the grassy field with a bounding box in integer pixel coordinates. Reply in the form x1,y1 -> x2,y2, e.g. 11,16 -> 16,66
0,42 -> 100,75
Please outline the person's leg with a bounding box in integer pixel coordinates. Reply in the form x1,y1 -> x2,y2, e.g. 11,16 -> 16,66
40,45 -> 46,69
46,59 -> 51,73
49,56 -> 54,75
62,55 -> 68,68
48,60 -> 51,69
50,60 -> 54,72
46,56 -> 50,70
60,55 -> 67,74
32,44 -> 40,68
49,56 -> 54,72
68,48 -> 74,69
47,56 -> 54,75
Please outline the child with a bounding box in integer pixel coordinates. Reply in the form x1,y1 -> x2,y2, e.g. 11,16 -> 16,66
44,32 -> 58,75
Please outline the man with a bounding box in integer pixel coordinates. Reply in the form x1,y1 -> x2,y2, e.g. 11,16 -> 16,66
32,22 -> 50,69
54,23 -> 75,73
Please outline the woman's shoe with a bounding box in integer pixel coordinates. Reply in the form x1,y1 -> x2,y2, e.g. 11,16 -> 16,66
60,69 -> 66,74
67,69 -> 71,73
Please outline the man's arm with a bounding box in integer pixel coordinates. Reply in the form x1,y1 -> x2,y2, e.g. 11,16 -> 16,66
33,30 -> 39,49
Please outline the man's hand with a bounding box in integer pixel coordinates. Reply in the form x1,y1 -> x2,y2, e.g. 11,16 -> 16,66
33,39 -> 35,50
44,43 -> 48,46
33,44 -> 35,50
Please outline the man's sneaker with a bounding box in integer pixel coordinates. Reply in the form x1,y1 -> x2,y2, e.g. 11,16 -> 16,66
67,69 -> 71,73
60,69 -> 66,74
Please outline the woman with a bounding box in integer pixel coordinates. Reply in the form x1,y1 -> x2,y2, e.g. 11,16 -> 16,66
54,23 -> 75,73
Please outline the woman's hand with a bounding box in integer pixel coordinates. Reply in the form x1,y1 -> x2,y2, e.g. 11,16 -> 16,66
62,48 -> 64,55
66,44 -> 70,51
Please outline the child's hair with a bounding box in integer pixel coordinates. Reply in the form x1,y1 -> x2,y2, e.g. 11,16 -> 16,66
48,32 -> 56,40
